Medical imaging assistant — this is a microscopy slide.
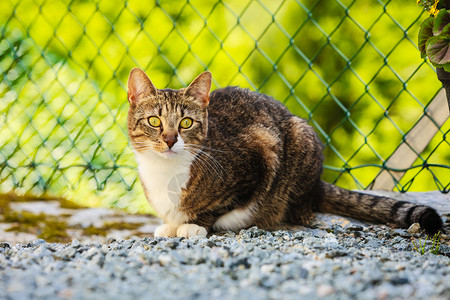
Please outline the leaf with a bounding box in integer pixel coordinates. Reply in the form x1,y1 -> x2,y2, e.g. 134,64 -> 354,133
444,63 -> 450,72
419,17 -> 435,58
426,36 -> 450,65
441,23 -> 450,36
434,9 -> 450,36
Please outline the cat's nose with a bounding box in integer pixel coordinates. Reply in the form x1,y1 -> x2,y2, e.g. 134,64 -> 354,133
163,134 -> 178,149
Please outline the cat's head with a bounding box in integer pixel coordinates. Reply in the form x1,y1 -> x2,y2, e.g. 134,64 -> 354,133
127,68 -> 211,159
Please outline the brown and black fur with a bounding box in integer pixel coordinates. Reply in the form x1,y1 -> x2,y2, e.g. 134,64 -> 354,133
127,69 -> 443,235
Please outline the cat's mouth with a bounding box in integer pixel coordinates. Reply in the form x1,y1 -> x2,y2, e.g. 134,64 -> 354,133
159,149 -> 180,158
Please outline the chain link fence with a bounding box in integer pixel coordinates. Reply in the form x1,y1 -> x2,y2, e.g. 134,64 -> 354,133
0,0 -> 449,212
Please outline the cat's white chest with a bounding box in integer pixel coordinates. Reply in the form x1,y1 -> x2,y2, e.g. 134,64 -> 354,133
135,151 -> 192,225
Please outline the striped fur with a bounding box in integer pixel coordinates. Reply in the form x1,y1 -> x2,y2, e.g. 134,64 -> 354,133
127,68 -> 443,237
319,182 -> 443,234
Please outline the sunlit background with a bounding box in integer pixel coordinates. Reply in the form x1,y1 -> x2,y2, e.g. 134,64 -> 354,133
0,0 -> 449,213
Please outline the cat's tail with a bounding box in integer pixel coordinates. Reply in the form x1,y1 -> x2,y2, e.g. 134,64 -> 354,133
318,181 -> 444,235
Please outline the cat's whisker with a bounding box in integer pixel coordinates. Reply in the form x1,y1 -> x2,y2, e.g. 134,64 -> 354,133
189,156 -> 214,179
101,139 -> 156,152
101,139 -> 131,143
134,146 -> 155,153
93,146 -> 137,154
100,141 -> 135,148
130,141 -> 158,150
107,143 -> 137,149
98,146 -> 130,151
130,142 -> 154,146
188,154 -> 222,180
185,149 -> 226,180
136,147 -> 153,152
123,69 -> 445,239
184,150 -> 213,174
194,149 -> 226,175
187,149 -> 224,177
184,143 -> 227,153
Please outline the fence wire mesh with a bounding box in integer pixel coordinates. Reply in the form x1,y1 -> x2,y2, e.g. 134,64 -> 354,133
0,0 -> 449,211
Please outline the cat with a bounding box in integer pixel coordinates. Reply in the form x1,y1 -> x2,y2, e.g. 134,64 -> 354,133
126,68 -> 443,238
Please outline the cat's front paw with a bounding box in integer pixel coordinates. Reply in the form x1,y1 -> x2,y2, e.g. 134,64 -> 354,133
154,224 -> 178,237
176,224 -> 207,238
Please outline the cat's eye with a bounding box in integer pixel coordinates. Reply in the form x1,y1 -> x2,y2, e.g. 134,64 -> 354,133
148,116 -> 161,127
180,118 -> 193,129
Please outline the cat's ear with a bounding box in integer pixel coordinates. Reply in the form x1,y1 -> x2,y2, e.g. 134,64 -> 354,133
184,71 -> 212,108
127,68 -> 157,105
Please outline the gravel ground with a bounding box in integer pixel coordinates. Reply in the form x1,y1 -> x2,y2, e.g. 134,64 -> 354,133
1,223 -> 449,300
1,191 -> 450,299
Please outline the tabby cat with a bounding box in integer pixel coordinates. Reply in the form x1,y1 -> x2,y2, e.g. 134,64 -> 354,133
127,68 -> 443,238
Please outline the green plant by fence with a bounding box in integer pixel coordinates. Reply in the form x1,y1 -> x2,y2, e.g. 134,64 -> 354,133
0,0 -> 449,212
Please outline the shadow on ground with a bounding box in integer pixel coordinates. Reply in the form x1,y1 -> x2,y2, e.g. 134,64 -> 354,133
0,191 -> 449,245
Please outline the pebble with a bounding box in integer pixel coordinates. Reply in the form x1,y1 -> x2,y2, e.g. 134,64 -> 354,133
407,223 -> 421,234
347,225 -> 364,232
317,284 -> 335,297
164,241 -> 179,249
393,229 -> 411,238
0,226 -> 449,299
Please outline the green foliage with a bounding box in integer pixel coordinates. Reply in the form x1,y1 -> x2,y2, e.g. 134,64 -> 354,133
419,18 -> 435,56
411,236 -> 427,255
418,9 -> 450,71
411,232 -> 442,255
0,0 -> 448,211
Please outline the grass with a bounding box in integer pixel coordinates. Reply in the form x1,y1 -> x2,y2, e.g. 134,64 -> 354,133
411,232 -> 442,255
